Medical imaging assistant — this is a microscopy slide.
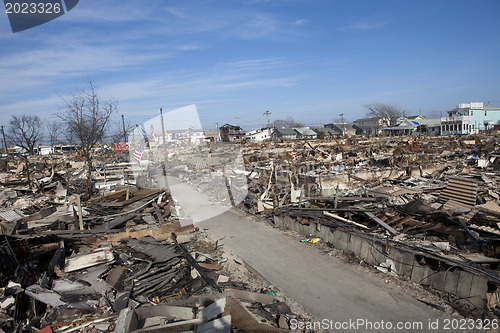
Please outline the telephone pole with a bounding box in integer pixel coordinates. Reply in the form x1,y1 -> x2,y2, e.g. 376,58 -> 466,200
263,110 -> 271,128
234,117 -> 240,127
160,108 -> 166,146
1,126 -> 7,155
340,113 -> 345,136
121,115 -> 127,143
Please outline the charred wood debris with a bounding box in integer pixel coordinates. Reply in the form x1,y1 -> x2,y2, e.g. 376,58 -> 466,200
0,151 -> 302,333
0,135 -> 499,331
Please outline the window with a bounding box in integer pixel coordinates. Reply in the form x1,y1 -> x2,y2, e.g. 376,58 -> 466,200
471,111 -> 474,116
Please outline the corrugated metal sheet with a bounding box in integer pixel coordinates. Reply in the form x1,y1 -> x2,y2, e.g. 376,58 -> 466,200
478,200 -> 500,213
439,177 -> 477,209
469,224 -> 500,236
0,209 -> 26,222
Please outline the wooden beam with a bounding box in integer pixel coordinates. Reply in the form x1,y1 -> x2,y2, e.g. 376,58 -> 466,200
324,211 -> 369,229
364,212 -> 399,236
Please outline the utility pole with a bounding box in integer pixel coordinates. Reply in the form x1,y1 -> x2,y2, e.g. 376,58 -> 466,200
263,110 -> 271,128
121,115 -> 127,143
160,108 -> 166,146
1,126 -> 7,155
340,113 -> 345,136
216,122 -> 219,130
234,117 -> 240,127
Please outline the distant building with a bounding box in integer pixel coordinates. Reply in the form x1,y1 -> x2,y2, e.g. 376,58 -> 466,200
353,117 -> 389,135
383,119 -> 418,136
396,115 -> 425,124
272,128 -> 298,140
493,124 -> 500,136
294,127 -> 317,140
219,124 -> 245,142
441,102 -> 500,135
246,128 -> 273,142
312,127 -> 340,139
324,123 -> 356,137
204,130 -> 221,143
417,118 -> 441,136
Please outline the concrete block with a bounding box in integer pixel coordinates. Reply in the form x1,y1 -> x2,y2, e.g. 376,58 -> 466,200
344,233 -> 353,252
432,271 -> 446,292
318,226 -> 332,243
391,250 -> 414,277
350,234 -> 363,257
444,269 -> 459,295
273,216 -> 283,228
456,270 -> 473,298
336,231 -> 347,250
360,241 -> 376,265
469,274 -> 488,299
371,243 -> 387,265
420,266 -> 435,286
411,263 -> 425,284
331,230 -> 342,246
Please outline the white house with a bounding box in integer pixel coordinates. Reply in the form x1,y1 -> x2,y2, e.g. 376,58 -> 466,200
246,128 -> 273,142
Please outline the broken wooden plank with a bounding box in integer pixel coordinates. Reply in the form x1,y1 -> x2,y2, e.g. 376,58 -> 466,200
104,223 -> 194,245
364,212 -> 399,236
324,211 -> 369,229
172,232 -> 221,293
107,213 -> 137,229
64,247 -> 114,273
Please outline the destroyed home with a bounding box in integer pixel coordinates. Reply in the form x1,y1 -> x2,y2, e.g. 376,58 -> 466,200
219,124 -> 244,143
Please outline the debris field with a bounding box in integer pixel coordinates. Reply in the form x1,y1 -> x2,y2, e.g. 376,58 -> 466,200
1,134 -> 500,332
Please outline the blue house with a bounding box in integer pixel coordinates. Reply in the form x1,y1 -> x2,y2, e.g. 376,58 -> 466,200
441,102 -> 500,135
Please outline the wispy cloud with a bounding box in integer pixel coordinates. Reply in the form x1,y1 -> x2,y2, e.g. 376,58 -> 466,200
339,18 -> 389,32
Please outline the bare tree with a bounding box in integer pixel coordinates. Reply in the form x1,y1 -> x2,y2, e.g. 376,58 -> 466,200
364,103 -> 403,126
58,81 -> 117,195
272,116 -> 303,128
7,114 -> 43,155
46,120 -> 60,153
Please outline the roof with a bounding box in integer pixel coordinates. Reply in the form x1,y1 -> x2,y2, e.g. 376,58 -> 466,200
220,124 -> 242,131
384,119 -> 417,130
205,131 -> 220,138
312,128 -> 341,135
295,127 -> 317,136
328,123 -> 356,132
274,128 -> 297,136
418,118 -> 441,127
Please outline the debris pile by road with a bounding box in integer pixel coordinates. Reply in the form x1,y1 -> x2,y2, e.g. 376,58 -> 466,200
0,152 -> 306,332
238,135 -> 500,319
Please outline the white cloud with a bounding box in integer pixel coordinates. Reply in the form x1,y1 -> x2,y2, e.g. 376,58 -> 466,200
340,18 -> 389,32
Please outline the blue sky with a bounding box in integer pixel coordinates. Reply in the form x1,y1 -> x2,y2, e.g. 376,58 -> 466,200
0,0 -> 499,132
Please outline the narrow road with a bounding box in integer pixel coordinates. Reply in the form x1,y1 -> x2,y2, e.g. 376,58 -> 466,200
168,177 -> 452,332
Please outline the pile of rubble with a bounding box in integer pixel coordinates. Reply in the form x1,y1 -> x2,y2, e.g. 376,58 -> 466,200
237,135 -> 500,318
0,153 -> 307,333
